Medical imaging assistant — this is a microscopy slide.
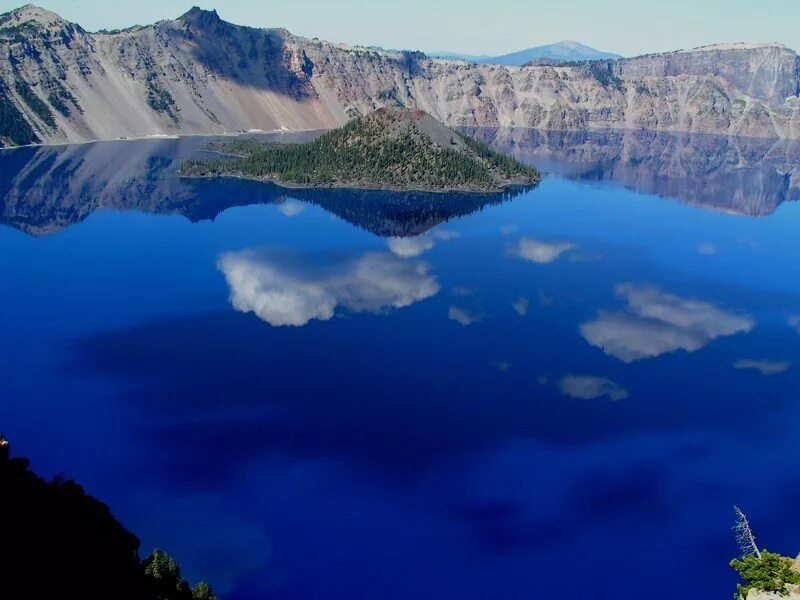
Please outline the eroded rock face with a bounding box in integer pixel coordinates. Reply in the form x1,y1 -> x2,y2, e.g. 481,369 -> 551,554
614,43 -> 800,104
1,6 -> 799,145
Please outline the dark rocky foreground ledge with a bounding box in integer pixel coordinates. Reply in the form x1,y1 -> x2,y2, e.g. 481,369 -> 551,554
0,435 -> 218,600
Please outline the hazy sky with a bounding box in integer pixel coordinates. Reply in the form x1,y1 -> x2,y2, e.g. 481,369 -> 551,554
1,0 -> 797,57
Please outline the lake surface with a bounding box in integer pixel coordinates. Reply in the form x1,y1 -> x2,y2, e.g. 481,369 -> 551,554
2,130 -> 800,599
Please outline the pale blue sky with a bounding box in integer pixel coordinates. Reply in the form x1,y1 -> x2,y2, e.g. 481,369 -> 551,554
1,0 -> 797,57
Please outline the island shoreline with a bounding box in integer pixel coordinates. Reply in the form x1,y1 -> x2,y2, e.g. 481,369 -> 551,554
177,172 -> 541,196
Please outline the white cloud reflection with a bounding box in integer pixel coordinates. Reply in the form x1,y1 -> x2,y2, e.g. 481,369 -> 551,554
218,249 -> 439,326
387,228 -> 459,258
277,200 -> 306,217
734,359 -> 791,376
559,375 -> 629,401
512,296 -> 529,316
387,235 -> 435,258
580,284 -> 755,363
513,238 -> 575,264
496,361 -> 513,372
449,305 -> 481,326
432,229 -> 460,241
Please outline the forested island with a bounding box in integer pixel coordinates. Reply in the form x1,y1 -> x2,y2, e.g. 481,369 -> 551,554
180,108 -> 541,193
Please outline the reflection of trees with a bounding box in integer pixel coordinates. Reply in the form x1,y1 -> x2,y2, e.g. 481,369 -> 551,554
284,186 -> 525,237
0,137 -> 528,237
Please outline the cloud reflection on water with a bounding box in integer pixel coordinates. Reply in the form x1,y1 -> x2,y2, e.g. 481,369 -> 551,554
449,305 -> 481,326
733,359 -> 791,376
388,235 -> 436,258
277,200 -> 306,217
559,376 -> 629,401
512,238 -> 575,264
581,284 -> 755,362
218,249 -> 439,327
387,228 -> 460,258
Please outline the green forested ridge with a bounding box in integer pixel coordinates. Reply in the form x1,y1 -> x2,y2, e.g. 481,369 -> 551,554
0,75 -> 39,146
48,90 -> 71,117
146,78 -> 177,119
47,80 -> 79,117
14,76 -> 56,127
143,58 -> 178,121
181,108 -> 540,192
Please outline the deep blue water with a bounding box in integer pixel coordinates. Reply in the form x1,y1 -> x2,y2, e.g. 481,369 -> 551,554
2,130 -> 800,599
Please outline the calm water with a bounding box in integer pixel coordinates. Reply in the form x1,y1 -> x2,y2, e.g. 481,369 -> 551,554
2,130 -> 800,599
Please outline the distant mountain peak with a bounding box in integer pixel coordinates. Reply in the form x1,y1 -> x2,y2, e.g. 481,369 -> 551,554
179,6 -> 219,18
1,4 -> 68,27
176,6 -> 222,27
476,41 -> 622,66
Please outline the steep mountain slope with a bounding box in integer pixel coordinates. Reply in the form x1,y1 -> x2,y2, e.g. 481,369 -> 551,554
476,41 -> 622,65
1,5 -> 799,146
0,5 -> 338,146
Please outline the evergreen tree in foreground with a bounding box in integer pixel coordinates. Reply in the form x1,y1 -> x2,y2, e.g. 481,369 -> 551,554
730,507 -> 800,599
0,437 -> 217,600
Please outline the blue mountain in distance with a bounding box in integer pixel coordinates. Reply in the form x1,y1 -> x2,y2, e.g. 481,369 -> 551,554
431,41 -> 622,65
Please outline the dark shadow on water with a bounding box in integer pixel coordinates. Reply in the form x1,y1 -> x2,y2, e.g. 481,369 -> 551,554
452,461 -> 671,552
66,305 -> 799,490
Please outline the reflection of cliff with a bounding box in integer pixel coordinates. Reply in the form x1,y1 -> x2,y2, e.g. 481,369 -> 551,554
0,136 -> 519,237
469,128 -> 800,216
0,138 -> 203,236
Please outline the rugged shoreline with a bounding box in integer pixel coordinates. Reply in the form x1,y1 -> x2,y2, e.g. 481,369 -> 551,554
177,171 -> 540,195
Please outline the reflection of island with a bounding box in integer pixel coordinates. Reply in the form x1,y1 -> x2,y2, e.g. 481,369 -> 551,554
468,128 -> 800,216
0,135 -> 524,238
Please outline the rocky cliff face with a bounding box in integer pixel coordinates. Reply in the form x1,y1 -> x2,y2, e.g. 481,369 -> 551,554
1,5 -> 799,146
614,44 -> 800,104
